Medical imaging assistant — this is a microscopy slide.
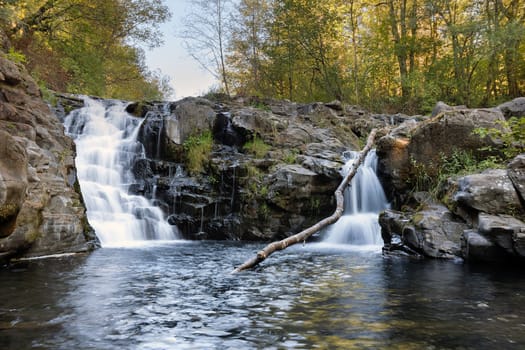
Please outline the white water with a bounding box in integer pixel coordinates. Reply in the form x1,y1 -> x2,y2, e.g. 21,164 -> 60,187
322,150 -> 389,248
64,98 -> 178,247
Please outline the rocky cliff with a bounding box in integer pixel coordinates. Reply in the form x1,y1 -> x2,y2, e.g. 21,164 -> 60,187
124,97 -> 383,241
0,56 -> 97,263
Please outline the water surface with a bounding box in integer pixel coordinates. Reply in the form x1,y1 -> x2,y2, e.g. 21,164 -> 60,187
1,242 -> 524,349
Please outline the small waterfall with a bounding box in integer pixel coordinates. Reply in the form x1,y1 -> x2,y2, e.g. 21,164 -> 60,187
64,98 -> 179,247
322,150 -> 389,247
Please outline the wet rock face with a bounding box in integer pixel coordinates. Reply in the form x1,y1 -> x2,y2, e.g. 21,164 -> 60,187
213,112 -> 244,147
0,56 -> 97,262
130,98 -> 374,241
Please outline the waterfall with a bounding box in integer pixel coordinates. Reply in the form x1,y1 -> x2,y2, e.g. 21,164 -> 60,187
322,150 -> 389,247
64,98 -> 179,247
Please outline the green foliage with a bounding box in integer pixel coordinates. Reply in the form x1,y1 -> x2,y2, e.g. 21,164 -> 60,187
207,174 -> 219,185
38,81 -> 58,106
258,202 -> 270,219
245,164 -> 261,178
283,149 -> 299,164
192,0 -> 525,111
183,131 -> 214,175
410,150 -> 504,198
474,117 -> 525,160
1,0 -> 171,100
251,100 -> 271,111
243,134 -> 270,158
5,48 -> 26,64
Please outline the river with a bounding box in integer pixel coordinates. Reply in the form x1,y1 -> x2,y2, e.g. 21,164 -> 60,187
1,242 -> 525,349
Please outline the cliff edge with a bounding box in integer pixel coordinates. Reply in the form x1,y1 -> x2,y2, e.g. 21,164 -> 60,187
0,56 -> 97,263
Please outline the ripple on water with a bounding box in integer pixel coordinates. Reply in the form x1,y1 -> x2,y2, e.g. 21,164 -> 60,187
1,241 -> 525,349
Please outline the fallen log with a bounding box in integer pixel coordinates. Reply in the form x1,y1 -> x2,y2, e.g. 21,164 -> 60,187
232,128 -> 378,273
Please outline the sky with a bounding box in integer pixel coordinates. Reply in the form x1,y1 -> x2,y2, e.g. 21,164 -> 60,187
143,1 -> 217,100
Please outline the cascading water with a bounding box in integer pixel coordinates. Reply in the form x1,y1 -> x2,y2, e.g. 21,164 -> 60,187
64,98 -> 178,247
322,150 -> 389,247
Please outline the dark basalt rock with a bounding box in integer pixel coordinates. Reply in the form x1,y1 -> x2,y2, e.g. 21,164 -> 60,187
127,97 -> 366,241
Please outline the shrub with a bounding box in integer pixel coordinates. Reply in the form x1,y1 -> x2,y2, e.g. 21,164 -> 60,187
474,117 -> 525,160
6,48 -> 26,64
283,149 -> 299,164
243,134 -> 270,158
183,131 -> 213,174
410,150 -> 503,199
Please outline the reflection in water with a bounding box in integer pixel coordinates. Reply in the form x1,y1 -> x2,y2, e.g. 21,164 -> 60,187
1,242 -> 525,349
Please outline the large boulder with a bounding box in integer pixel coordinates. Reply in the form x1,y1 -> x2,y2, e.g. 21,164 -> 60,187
0,56 -> 97,262
498,97 -> 525,118
462,214 -> 525,263
430,101 -> 466,118
231,107 -> 284,140
379,203 -> 468,259
402,203 -> 467,259
478,213 -> 525,255
168,97 -> 216,144
408,108 -> 505,170
453,169 -> 523,217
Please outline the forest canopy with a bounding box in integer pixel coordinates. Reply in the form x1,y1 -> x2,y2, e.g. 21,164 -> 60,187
184,0 -> 525,113
0,0 -> 172,100
0,0 -> 523,110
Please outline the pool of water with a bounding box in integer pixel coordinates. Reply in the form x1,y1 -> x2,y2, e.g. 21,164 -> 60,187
1,241 -> 524,349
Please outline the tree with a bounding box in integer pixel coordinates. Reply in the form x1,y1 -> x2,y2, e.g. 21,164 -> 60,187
180,0 -> 232,96
228,0 -> 270,95
1,0 -> 172,100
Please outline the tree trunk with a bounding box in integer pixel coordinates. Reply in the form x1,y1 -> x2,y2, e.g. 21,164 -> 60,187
232,128 -> 378,273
